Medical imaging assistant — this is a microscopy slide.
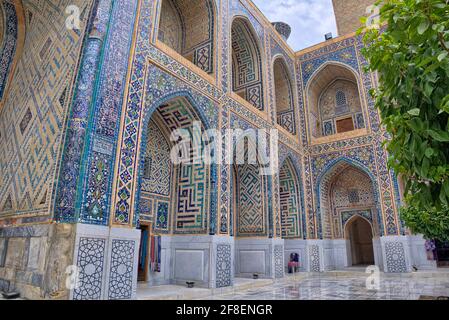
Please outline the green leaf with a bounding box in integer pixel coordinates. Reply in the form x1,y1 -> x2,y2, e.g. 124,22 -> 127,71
418,20 -> 429,34
427,130 -> 449,142
438,51 -> 448,62
425,148 -> 434,158
407,108 -> 420,116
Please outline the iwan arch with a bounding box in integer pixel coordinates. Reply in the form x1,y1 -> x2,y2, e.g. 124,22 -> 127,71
0,0 -> 438,300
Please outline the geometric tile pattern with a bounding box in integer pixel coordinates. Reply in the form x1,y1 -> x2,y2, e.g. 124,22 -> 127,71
231,18 -> 264,110
216,244 -> 232,288
139,117 -> 172,231
54,0 -> 114,224
0,0 -> 405,275
309,245 -> 321,272
142,119 -> 172,196
0,0 -> 91,219
73,238 -> 106,300
273,58 -> 295,134
274,245 -> 284,278
318,79 -> 362,136
159,0 -> 215,74
279,159 -> 301,238
385,241 -> 407,273
108,240 -> 135,300
0,1 -> 17,101
72,0 -> 138,228
235,163 -> 265,236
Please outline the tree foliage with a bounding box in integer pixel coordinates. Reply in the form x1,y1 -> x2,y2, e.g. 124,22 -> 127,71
360,0 -> 449,241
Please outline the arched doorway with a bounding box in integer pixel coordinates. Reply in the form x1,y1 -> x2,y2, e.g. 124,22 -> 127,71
136,96 -> 212,285
316,158 -> 382,269
345,216 -> 375,266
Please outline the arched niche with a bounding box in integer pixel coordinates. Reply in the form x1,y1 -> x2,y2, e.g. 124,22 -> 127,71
317,159 -> 381,240
157,0 -> 216,74
273,57 -> 295,134
136,96 -> 212,235
307,63 -> 366,139
231,17 -> 264,111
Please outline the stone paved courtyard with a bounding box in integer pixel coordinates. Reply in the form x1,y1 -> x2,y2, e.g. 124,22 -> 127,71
203,273 -> 449,300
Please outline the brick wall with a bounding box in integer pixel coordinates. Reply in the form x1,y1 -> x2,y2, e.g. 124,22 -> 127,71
332,0 -> 376,36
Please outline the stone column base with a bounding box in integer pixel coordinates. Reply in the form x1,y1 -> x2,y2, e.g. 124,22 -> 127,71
380,235 -> 437,273
157,235 -> 234,289
70,224 -> 141,300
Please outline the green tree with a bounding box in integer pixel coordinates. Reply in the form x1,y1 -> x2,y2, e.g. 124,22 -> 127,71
360,0 -> 449,241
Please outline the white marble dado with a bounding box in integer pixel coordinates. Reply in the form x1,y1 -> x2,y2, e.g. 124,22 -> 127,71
146,235 -> 235,289
407,235 -> 437,271
234,238 -> 284,279
71,224 -> 141,300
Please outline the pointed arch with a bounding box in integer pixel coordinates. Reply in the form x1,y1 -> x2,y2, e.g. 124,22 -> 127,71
231,16 -> 265,110
273,56 -> 295,134
305,62 -> 366,139
315,157 -> 383,239
343,213 -> 374,238
157,0 -> 216,74
344,214 -> 375,266
134,92 -> 218,235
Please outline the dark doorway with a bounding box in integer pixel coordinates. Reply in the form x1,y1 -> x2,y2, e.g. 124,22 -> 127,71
346,217 -> 375,266
436,240 -> 449,267
138,224 -> 151,282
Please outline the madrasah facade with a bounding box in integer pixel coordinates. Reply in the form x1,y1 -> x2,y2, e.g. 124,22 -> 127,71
0,0 -> 439,300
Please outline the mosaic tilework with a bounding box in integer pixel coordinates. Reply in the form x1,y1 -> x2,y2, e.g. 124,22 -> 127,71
55,0 -> 114,224
309,245 -> 321,272
158,0 -> 215,74
112,47 -> 220,232
216,244 -> 232,288
279,160 -> 301,238
108,240 -> 135,300
142,119 -> 171,196
273,58 -> 295,134
236,163 -> 265,236
0,1 -> 17,101
278,145 -> 307,239
319,79 -> 363,136
73,238 -> 106,300
385,242 -> 407,273
341,210 -> 373,228
139,118 -> 172,230
274,245 -> 284,278
78,0 -> 138,226
315,155 -> 384,239
231,18 -> 264,110
1,0 -> 92,218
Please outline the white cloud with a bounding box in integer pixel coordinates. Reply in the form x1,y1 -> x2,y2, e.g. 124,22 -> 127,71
252,0 -> 337,51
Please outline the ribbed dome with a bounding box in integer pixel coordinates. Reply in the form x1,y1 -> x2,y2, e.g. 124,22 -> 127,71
271,22 -> 292,40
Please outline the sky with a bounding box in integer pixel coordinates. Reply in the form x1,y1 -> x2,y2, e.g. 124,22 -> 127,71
252,0 -> 338,51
